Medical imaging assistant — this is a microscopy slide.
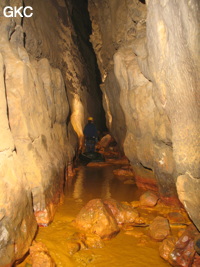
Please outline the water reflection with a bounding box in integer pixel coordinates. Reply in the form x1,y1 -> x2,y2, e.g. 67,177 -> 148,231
101,171 -> 112,199
68,165 -> 139,204
73,167 -> 84,202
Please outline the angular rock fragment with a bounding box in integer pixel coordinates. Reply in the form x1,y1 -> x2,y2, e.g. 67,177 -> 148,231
168,224 -> 200,267
159,236 -> 177,261
104,198 -> 139,225
29,241 -> 55,267
75,199 -> 119,240
149,216 -> 170,241
139,191 -> 159,207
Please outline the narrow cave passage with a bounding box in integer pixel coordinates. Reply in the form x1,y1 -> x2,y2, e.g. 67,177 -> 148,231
0,0 -> 200,266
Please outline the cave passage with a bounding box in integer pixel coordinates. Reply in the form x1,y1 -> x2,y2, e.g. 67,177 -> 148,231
0,0 -> 200,266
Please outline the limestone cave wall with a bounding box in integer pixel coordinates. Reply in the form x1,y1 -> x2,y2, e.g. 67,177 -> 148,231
88,0 -> 200,228
0,0 -> 104,265
0,0 -> 199,264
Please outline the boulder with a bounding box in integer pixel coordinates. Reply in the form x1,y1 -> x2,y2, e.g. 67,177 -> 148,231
139,191 -> 159,207
29,241 -> 55,267
149,216 -> 170,241
81,233 -> 104,249
103,198 -> 139,225
75,199 -> 119,240
159,236 -> 177,261
70,232 -> 104,249
99,134 -> 113,148
65,241 -> 80,255
168,224 -> 200,267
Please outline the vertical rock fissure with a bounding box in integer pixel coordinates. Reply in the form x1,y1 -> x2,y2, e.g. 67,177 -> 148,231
3,65 -> 11,135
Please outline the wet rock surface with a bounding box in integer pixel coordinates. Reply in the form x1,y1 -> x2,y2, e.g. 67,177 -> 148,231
29,241 -> 55,267
70,232 -> 104,250
75,199 -> 120,240
168,224 -> 200,267
149,216 -> 170,241
159,236 -> 177,261
139,191 -> 159,207
98,134 -> 114,150
104,198 -> 139,225
65,241 -> 81,255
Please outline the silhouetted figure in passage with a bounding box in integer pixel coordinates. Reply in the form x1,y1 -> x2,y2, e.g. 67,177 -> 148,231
83,117 -> 98,152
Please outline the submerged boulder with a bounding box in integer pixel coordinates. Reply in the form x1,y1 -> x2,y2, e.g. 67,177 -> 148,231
103,198 -> 139,225
75,199 -> 120,240
29,241 -> 55,267
149,216 -> 170,241
69,232 -> 104,250
65,241 -> 81,255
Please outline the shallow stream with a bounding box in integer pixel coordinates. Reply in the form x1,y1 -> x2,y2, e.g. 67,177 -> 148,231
20,164 -> 171,266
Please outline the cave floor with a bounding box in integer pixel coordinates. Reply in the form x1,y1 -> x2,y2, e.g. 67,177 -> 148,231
19,163 -> 180,266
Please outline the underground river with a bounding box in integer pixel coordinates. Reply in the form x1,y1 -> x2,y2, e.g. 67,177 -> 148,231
18,163 -> 186,266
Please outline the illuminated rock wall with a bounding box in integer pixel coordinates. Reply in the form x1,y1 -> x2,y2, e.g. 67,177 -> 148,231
88,0 -> 200,228
0,0 -> 104,265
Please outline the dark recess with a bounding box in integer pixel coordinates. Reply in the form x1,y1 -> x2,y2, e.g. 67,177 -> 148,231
139,0 -> 146,4
70,0 -> 107,132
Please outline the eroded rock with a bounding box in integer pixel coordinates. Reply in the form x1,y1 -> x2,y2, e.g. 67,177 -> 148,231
75,199 -> 120,240
65,241 -> 81,255
168,224 -> 200,267
99,134 -> 113,149
139,191 -> 159,207
103,198 -> 139,225
29,241 -> 55,267
149,216 -> 170,241
159,236 -> 177,261
69,232 -> 104,251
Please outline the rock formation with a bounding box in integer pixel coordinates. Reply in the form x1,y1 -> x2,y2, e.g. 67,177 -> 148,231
88,0 -> 200,228
0,0 -> 104,265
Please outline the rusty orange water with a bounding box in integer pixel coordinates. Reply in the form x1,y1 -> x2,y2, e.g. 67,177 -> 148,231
19,165 -> 172,266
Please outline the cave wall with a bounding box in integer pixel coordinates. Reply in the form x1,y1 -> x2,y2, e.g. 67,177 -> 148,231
24,0 -> 104,145
88,0 -> 200,227
146,0 -> 200,229
0,0 -> 104,265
